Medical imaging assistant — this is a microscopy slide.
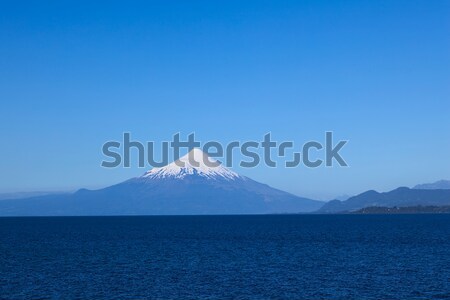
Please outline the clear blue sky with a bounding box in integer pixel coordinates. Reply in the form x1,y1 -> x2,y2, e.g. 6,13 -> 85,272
0,0 -> 449,199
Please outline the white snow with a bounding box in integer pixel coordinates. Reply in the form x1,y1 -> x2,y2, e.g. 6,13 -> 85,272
141,148 -> 240,180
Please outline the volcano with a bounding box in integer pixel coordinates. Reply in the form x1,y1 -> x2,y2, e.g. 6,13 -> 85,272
0,148 -> 322,216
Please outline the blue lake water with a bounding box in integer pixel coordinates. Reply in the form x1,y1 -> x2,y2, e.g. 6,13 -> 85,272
0,215 -> 449,299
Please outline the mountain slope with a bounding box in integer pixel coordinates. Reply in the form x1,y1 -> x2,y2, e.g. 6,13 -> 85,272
318,187 -> 450,213
0,149 -> 322,216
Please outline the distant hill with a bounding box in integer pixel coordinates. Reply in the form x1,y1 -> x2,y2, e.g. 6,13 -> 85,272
352,205 -> 450,214
413,180 -> 450,190
0,191 -> 67,201
334,194 -> 352,201
318,187 -> 450,213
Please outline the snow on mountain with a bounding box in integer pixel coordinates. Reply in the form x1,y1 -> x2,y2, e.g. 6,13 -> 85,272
141,148 -> 240,180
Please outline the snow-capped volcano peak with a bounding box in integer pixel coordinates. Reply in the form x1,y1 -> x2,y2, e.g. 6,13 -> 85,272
141,148 -> 240,180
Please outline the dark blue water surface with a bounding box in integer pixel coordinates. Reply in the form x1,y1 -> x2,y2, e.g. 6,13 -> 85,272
0,215 -> 449,299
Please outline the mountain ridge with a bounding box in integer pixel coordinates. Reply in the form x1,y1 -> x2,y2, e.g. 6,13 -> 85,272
318,186 -> 450,213
413,180 -> 450,190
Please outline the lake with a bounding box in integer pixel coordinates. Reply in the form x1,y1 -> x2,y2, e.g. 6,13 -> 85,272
0,215 -> 449,299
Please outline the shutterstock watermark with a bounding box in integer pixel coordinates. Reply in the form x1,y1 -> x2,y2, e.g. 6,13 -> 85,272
101,132 -> 349,169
